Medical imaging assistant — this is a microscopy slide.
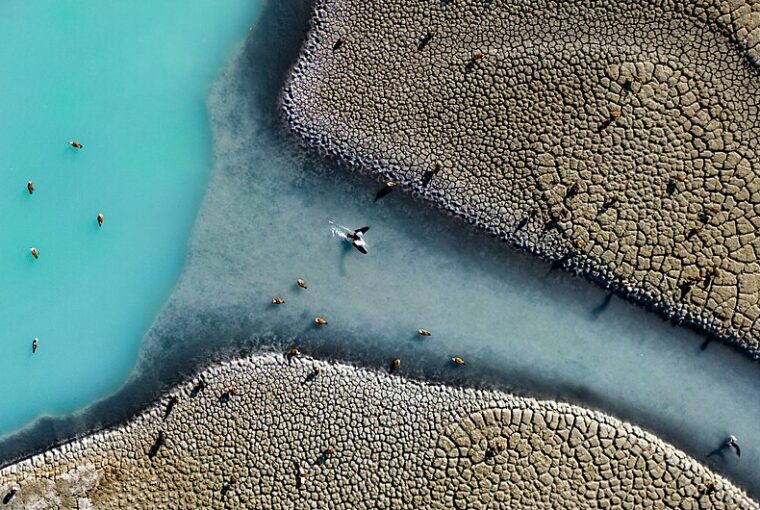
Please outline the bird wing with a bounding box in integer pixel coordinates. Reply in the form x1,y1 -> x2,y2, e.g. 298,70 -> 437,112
354,243 -> 368,254
354,226 -> 370,234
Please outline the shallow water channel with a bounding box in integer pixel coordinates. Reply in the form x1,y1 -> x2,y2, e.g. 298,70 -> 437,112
1,0 -> 758,500
142,1 -> 759,496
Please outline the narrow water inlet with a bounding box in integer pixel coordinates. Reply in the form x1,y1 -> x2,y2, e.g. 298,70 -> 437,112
0,0 -> 757,502
140,0 -> 760,496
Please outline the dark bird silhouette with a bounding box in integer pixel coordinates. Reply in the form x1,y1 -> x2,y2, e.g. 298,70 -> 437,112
3,489 -> 16,504
417,29 -> 437,51
421,163 -> 441,187
163,395 -> 178,419
190,376 -> 206,398
332,38 -> 343,51
148,431 -> 166,458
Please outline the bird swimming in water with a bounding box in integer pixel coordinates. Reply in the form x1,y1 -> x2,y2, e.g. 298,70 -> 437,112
314,316 -> 328,325
346,226 -> 370,254
69,140 -> 83,149
297,279 -> 307,289
272,297 -> 285,305
726,435 -> 741,457
417,328 -> 432,336
389,358 -> 401,373
330,222 -> 371,254
32,338 -> 39,353
27,181 -> 34,195
451,356 -> 465,366
97,212 -> 104,227
374,181 -> 397,202
30,247 -> 39,259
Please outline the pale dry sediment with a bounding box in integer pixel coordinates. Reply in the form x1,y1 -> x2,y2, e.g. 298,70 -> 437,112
282,0 -> 760,356
0,354 -> 755,509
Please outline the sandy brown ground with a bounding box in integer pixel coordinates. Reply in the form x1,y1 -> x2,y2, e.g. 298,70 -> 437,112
0,354 -> 755,509
283,0 -> 760,355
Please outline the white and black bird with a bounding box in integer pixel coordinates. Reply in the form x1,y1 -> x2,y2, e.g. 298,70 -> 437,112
726,435 -> 741,457
346,226 -> 370,254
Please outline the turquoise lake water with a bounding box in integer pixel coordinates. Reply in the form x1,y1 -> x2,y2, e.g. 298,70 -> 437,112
0,0 -> 758,501
0,1 -> 261,434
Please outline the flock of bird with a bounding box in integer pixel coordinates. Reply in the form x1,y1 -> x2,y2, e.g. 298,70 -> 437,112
26,140 -> 100,353
274,276 -> 466,372
275,181 -> 467,374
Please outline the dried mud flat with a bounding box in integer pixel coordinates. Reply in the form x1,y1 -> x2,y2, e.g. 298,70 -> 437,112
0,354 -> 755,509
283,0 -> 760,355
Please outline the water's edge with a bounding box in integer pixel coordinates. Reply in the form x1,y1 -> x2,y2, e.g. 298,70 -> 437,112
0,0 -> 315,470
0,0 -> 757,503
280,0 -> 760,360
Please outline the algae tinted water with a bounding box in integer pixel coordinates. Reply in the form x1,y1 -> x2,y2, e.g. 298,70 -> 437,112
0,0 -> 758,499
0,1 -> 260,434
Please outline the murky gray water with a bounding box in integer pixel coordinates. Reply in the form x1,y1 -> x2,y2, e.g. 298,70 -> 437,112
2,0 -> 757,499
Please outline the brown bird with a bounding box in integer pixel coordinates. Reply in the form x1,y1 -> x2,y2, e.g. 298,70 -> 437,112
297,279 -> 307,289
451,356 -> 465,366
314,316 -> 328,325
417,328 -> 431,336
97,212 -> 104,227
69,140 -> 83,149
272,297 -> 285,305
286,346 -> 301,360
389,358 -> 401,373
30,247 -> 39,259
27,181 -> 34,195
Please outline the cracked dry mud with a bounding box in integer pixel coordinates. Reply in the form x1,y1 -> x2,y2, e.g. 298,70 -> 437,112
283,0 -> 760,355
0,355 -> 755,509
